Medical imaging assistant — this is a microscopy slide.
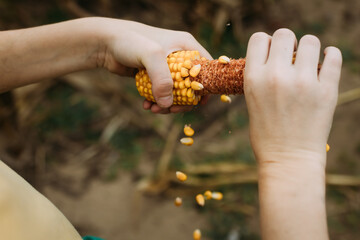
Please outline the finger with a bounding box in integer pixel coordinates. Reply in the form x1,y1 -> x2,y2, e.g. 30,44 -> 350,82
142,45 -> 174,108
143,100 -> 153,110
178,32 -> 213,60
319,47 -> 342,87
170,105 -> 193,113
245,32 -> 272,70
295,35 -> 321,75
150,104 -> 171,114
267,28 -> 297,66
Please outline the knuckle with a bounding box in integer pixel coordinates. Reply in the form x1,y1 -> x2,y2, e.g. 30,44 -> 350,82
148,43 -> 166,57
179,31 -> 195,41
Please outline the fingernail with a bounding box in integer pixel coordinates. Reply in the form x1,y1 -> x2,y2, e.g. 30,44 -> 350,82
157,95 -> 173,108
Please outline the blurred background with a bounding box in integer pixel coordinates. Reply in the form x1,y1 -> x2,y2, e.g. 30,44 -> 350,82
0,0 -> 359,239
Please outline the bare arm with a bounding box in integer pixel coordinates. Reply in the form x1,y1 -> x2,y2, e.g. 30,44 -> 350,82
0,18 -> 101,91
244,29 -> 342,239
0,17 -> 212,113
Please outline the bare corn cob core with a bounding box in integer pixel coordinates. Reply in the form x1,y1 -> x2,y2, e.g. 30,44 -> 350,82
135,50 -> 245,105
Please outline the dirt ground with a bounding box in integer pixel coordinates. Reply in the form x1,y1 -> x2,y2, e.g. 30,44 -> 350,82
0,0 -> 360,239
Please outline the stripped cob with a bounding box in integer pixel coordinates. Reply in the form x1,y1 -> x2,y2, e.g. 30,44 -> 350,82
135,50 -> 245,105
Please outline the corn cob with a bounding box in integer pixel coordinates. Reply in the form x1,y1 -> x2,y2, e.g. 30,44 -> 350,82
135,50 -> 245,105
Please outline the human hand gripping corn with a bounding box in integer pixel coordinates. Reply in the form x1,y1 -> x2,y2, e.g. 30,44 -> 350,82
135,50 -> 246,105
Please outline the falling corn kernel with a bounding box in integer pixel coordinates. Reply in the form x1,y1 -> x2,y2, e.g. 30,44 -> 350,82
204,190 -> 212,200
212,192 -> 223,200
180,137 -> 194,146
184,124 -> 195,137
176,171 -> 187,182
326,144 -> 330,152
218,55 -> 230,64
174,197 -> 182,207
196,194 -> 205,207
190,64 -> 201,77
193,229 -> 201,240
220,94 -> 232,103
190,81 -> 204,91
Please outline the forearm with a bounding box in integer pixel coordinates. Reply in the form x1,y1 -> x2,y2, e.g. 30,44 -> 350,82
258,152 -> 328,240
0,17 -> 106,92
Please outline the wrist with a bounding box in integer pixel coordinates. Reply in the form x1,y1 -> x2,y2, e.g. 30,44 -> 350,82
256,148 -> 327,194
72,17 -> 110,70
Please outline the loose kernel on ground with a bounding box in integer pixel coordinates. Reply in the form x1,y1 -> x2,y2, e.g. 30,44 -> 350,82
193,229 -> 201,240
212,192 -> 223,200
184,124 -> 195,137
326,144 -> 330,152
180,137 -> 194,146
176,171 -> 187,182
220,94 -> 232,103
204,190 -> 212,200
196,194 -> 205,207
174,197 -> 182,207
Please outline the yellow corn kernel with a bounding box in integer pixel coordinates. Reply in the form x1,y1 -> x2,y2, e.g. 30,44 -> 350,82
184,124 -> 194,137
183,59 -> 192,69
181,67 -> 189,77
212,192 -> 223,200
174,197 -> 182,207
179,81 -> 185,89
220,94 -> 231,103
204,190 -> 212,200
176,171 -> 187,182
326,144 -> 330,152
184,77 -> 191,88
196,194 -> 205,207
174,81 -> 179,89
173,63 -> 178,71
181,88 -> 188,96
175,72 -> 182,81
177,57 -> 184,63
169,63 -> 174,70
190,64 -> 201,77
193,229 -> 201,240
218,55 -> 230,64
180,137 -> 194,146
191,81 -> 204,90
169,57 -> 176,63
187,88 -> 194,98
171,72 -> 176,80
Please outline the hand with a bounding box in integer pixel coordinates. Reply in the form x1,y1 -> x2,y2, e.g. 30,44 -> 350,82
96,18 -> 212,113
244,28 -> 342,240
244,28 -> 342,166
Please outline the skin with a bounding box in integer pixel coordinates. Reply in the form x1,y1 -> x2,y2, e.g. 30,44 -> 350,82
0,17 -> 213,240
0,17 -> 212,114
244,28 -> 342,240
0,18 -> 343,240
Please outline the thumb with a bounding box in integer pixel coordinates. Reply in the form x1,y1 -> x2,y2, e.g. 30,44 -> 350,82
142,50 -> 173,108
